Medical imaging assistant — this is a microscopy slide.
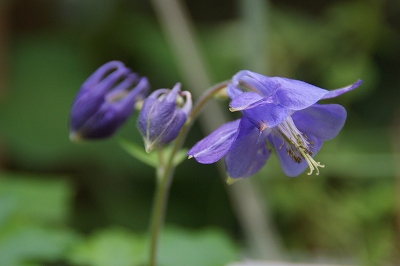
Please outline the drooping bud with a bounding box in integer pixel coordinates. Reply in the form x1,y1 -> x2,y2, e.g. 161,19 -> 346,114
69,61 -> 150,141
137,83 -> 192,153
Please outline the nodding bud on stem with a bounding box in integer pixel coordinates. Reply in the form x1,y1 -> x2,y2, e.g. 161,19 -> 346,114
69,61 -> 150,141
137,83 -> 192,153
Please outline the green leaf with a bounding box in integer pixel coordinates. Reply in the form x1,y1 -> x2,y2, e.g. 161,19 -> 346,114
67,226 -> 238,266
67,228 -> 146,266
119,138 -> 158,168
171,148 -> 188,167
0,226 -> 80,266
0,173 -> 73,224
119,138 -> 189,168
0,173 -> 79,265
159,227 -> 238,266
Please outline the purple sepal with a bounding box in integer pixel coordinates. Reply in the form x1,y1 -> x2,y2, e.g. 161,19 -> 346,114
69,61 -> 150,140
137,83 -> 192,152
188,119 -> 240,164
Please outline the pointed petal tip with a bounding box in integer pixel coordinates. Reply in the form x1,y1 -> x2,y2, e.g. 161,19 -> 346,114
347,79 -> 362,90
321,79 -> 363,100
340,79 -> 362,89
226,176 -> 241,185
173,82 -> 182,88
144,140 -> 155,153
69,132 -> 84,143
145,146 -> 154,153
171,82 -> 182,93
354,79 -> 362,88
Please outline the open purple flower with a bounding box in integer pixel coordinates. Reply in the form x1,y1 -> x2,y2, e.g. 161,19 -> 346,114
138,83 -> 192,152
69,61 -> 149,141
188,70 -> 361,178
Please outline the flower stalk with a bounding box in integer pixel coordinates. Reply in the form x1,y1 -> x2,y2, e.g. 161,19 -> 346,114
147,80 -> 230,266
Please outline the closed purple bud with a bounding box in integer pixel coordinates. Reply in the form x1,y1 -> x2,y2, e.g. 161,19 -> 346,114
69,61 -> 150,141
138,83 -> 192,152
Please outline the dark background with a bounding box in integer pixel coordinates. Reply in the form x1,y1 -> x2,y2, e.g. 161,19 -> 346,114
0,0 -> 399,265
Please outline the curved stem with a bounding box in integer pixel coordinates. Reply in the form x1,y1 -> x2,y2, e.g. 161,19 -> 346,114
187,80 -> 230,123
148,80 -> 230,266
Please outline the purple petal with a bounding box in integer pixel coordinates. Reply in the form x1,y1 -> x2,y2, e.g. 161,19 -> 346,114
90,65 -> 130,98
70,62 -> 131,131
165,82 -> 181,102
232,70 -> 276,96
79,61 -> 126,97
70,90 -> 105,131
105,73 -> 139,101
111,76 -> 150,106
272,77 -> 329,110
225,119 -> 270,178
188,120 -> 240,164
292,104 -> 347,141
137,88 -> 188,149
242,104 -> 290,129
226,84 -> 243,99
79,76 -> 149,139
269,134 -> 322,177
229,92 -> 267,111
321,80 -> 362,100
77,102 -> 132,139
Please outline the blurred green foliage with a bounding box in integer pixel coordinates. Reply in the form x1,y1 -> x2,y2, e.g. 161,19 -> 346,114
0,0 -> 399,265
66,226 -> 237,266
0,174 -> 237,265
0,173 -> 79,265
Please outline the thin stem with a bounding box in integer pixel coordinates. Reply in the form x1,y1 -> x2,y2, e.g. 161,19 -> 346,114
147,80 -> 230,266
187,80 -> 230,123
148,151 -> 167,266
156,148 -> 164,182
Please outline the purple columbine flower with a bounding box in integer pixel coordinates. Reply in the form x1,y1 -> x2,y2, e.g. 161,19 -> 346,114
188,70 -> 361,179
69,61 -> 150,141
138,83 -> 192,153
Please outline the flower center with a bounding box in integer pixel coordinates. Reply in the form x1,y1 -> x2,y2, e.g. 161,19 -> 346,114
275,116 -> 324,175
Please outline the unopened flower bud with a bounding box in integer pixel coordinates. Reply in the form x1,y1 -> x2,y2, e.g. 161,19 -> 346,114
69,61 -> 149,141
137,83 -> 192,152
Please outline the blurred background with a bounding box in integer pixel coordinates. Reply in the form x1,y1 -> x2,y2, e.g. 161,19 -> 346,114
0,0 -> 399,265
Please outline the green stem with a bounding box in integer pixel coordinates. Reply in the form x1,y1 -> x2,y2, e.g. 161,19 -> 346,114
148,80 -> 230,266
